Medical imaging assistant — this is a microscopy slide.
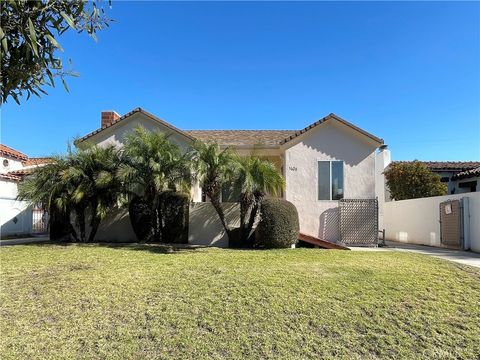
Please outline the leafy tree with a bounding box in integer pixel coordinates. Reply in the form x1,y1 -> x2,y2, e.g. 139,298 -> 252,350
233,155 -> 285,244
384,161 -> 447,200
189,141 -> 237,242
1,0 -> 111,104
117,126 -> 191,241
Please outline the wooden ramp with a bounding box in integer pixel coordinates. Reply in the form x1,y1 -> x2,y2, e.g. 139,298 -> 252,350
298,233 -> 350,250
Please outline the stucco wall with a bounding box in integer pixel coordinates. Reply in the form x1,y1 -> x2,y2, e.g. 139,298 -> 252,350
384,192 -> 480,252
283,121 -> 378,241
0,156 -> 24,174
188,202 -> 240,247
80,112 -> 192,151
0,179 -> 32,238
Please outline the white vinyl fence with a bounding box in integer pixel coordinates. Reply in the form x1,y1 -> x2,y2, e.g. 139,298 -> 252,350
384,192 -> 480,252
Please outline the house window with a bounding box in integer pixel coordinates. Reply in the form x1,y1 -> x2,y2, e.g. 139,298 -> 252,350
318,161 -> 344,200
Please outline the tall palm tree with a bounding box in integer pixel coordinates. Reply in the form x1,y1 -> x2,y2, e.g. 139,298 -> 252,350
117,126 -> 191,241
189,141 -> 238,241
233,155 -> 285,243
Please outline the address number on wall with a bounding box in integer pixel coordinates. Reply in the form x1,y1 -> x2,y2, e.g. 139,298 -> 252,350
289,166 -> 297,171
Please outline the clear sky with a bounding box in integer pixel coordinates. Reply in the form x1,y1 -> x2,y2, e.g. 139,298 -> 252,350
1,1 -> 479,160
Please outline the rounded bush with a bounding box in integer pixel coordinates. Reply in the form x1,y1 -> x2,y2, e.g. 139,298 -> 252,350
255,198 -> 299,248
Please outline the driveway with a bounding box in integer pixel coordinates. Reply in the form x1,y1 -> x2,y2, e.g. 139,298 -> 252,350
351,241 -> 480,268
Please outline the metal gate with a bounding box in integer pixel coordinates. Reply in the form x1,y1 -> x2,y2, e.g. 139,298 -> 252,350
339,199 -> 378,246
32,205 -> 49,233
439,199 -> 463,248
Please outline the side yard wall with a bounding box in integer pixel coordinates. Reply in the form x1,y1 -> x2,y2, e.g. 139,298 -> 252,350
0,179 -> 32,238
384,192 -> 480,252
94,203 -> 240,247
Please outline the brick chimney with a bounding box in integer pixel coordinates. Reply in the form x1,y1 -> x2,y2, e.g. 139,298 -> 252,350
101,111 -> 120,128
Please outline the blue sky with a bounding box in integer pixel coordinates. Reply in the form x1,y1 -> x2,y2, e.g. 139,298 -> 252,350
2,1 -> 479,160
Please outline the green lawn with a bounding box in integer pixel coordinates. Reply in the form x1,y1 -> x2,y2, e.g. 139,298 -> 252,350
1,244 -> 479,359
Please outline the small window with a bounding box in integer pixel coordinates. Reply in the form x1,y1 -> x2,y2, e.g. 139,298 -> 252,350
318,161 -> 344,200
2,159 -> 9,168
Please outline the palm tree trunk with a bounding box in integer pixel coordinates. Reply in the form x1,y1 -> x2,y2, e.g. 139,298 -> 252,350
209,193 -> 232,239
75,209 -> 86,242
88,216 -> 101,243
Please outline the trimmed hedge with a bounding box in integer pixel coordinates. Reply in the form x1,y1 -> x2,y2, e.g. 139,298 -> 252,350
255,198 -> 299,248
129,196 -> 154,242
158,190 -> 189,244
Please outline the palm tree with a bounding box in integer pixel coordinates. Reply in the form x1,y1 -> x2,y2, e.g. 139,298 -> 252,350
17,153 -> 77,240
62,144 -> 123,242
233,155 -> 285,243
117,126 -> 191,241
189,141 -> 238,241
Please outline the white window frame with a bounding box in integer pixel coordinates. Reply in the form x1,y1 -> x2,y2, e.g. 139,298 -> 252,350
317,160 -> 344,201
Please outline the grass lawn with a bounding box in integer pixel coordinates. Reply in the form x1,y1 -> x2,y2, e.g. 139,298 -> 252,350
1,244 -> 479,359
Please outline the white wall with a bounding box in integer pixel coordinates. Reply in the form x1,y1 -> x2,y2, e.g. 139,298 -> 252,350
188,202 -> 240,247
384,192 -> 480,252
0,179 -> 32,238
0,156 -> 24,174
283,120 -> 379,241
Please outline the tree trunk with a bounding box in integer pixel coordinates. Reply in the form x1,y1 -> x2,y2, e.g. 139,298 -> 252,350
88,216 -> 101,243
75,208 -> 86,242
209,192 -> 232,240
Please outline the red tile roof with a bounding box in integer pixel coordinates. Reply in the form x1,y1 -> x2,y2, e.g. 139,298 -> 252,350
0,173 -> 22,182
452,166 -> 480,180
0,144 -> 28,160
392,161 -> 480,172
22,157 -> 51,166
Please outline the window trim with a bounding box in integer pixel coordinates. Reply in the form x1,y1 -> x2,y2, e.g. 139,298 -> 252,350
316,159 -> 344,201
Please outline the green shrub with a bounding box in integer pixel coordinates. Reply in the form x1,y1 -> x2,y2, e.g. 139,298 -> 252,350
129,196 -> 154,242
158,190 -> 189,244
255,198 -> 299,249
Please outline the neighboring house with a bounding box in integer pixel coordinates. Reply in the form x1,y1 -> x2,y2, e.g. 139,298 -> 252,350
0,144 -> 50,238
390,161 -> 480,195
76,108 -> 387,245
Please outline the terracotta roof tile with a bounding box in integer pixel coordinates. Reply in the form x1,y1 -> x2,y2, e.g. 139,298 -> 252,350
0,173 -> 22,181
392,161 -> 480,171
452,166 -> 480,180
22,157 -> 51,166
0,144 -> 28,160
185,130 -> 296,146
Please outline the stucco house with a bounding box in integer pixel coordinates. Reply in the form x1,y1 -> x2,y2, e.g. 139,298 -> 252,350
0,144 -> 50,238
76,108 -> 388,246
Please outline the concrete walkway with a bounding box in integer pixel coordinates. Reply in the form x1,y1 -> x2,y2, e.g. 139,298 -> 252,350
0,236 -> 50,246
351,241 -> 480,268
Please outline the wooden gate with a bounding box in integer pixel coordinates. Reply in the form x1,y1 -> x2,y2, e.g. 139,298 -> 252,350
439,199 -> 463,249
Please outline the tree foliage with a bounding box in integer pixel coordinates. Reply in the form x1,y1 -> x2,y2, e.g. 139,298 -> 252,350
233,155 -> 285,244
189,141 -> 237,242
117,126 -> 191,241
1,0 -> 111,104
18,144 -> 122,242
384,161 -> 447,200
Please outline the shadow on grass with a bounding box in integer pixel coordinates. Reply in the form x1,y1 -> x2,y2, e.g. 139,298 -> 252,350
14,241 -> 212,255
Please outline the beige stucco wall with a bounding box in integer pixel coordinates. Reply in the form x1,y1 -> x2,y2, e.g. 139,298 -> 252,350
188,202 -> 240,247
384,192 -> 480,252
283,121 -> 379,241
80,112 -> 192,151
